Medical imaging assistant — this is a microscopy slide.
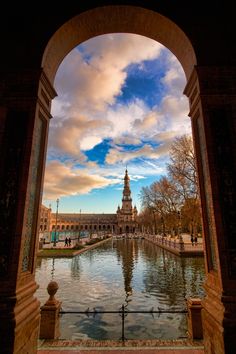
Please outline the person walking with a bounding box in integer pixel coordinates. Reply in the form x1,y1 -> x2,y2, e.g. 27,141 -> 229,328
64,237 -> 68,247
191,234 -> 194,246
68,237 -> 71,247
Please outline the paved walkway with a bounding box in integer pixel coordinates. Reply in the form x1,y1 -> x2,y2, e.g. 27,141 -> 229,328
38,349 -> 204,353
38,340 -> 204,354
144,234 -> 204,257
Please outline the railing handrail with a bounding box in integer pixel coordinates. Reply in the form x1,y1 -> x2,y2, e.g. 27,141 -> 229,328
59,308 -> 188,314
58,304 -> 188,341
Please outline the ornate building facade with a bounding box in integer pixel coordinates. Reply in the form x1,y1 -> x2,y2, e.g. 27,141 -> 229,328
39,169 -> 138,241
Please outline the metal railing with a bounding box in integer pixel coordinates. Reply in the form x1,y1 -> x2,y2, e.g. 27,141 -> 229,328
145,234 -> 203,253
59,304 -> 188,341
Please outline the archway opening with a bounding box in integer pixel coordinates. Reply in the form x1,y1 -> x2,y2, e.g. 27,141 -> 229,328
36,6 -> 205,342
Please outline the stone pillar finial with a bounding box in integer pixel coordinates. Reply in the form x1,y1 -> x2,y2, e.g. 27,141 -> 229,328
46,281 -> 59,304
40,281 -> 61,339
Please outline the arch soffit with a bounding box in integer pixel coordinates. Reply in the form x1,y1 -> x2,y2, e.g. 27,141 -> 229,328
42,5 -> 197,84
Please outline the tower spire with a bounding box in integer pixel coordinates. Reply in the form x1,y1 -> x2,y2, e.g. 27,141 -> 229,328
123,168 -> 132,201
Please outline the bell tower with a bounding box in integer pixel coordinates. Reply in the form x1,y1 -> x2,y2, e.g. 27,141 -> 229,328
117,169 -> 138,234
122,169 -> 132,212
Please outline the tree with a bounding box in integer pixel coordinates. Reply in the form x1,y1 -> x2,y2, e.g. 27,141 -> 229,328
167,135 -> 198,201
139,134 -> 202,236
167,135 -> 201,235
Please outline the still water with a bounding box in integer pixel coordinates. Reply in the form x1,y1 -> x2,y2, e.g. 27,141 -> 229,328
35,239 -> 205,341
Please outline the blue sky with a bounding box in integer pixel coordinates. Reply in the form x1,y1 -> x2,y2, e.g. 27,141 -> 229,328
43,34 -> 191,213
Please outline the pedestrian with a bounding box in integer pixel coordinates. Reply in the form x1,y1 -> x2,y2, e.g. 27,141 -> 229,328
191,234 -> 194,246
194,235 -> 198,246
65,237 -> 68,247
68,237 -> 71,246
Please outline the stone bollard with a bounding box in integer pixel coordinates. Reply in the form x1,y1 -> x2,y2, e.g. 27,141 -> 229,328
40,281 -> 61,339
187,297 -> 203,339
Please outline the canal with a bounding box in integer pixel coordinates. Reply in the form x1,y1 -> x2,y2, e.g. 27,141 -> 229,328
35,239 -> 205,341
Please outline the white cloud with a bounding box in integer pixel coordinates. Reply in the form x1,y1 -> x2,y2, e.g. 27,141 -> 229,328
80,136 -> 102,151
161,54 -> 187,94
48,115 -> 112,157
43,160 -> 119,200
133,111 -> 159,131
53,34 -> 163,113
105,143 -> 172,165
113,136 -> 142,146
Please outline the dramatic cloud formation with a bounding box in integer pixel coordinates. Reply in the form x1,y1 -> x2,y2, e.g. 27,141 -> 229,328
105,143 -> 172,165
43,161 -> 120,200
43,33 -> 190,212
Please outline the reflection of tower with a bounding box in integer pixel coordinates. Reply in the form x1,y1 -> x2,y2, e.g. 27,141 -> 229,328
51,258 -> 55,280
116,240 -> 138,305
117,169 -> 138,234
71,257 -> 81,280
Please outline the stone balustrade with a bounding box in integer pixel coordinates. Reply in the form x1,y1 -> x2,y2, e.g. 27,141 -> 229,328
143,234 -> 204,256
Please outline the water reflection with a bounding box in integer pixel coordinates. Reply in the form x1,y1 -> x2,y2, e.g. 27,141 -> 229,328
35,239 -> 205,340
139,241 -> 205,308
71,257 -> 81,280
115,239 -> 139,304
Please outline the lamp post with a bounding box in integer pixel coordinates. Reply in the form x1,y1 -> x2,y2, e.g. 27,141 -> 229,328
153,210 -> 157,234
178,210 -> 183,242
161,216 -> 166,237
78,209 -> 81,244
177,210 -> 184,251
53,198 -> 59,247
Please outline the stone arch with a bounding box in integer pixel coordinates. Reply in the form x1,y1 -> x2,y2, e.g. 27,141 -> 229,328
41,5 -> 196,84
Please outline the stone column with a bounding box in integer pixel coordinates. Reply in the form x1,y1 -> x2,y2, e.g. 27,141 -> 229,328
0,69 -> 56,353
184,66 -> 236,354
